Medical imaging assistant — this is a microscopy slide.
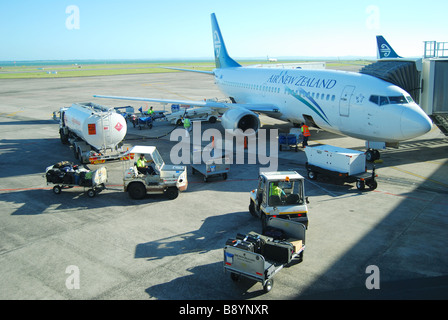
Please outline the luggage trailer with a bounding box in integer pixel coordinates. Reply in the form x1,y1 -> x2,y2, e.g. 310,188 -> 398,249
223,218 -> 306,293
304,145 -> 378,191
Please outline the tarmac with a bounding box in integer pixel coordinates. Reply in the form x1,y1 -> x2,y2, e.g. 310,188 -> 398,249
0,70 -> 447,301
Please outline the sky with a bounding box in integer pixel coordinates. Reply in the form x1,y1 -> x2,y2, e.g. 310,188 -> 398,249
1,0 -> 448,61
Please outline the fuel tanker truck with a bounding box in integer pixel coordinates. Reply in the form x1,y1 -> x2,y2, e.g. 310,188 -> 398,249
56,102 -> 129,164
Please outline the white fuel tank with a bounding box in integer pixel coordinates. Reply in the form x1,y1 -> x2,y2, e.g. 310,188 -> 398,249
64,103 -> 127,150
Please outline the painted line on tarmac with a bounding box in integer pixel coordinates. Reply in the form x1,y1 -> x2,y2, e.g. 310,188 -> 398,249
390,166 -> 448,188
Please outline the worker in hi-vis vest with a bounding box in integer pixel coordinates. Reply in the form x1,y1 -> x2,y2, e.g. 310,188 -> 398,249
301,123 -> 310,148
183,117 -> 191,137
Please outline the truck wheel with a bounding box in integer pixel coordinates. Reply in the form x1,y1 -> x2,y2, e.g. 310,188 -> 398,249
53,185 -> 62,195
261,213 -> 269,233
249,200 -> 257,217
164,187 -> 179,200
87,189 -> 96,198
128,182 -> 146,200
209,116 -> 217,123
263,279 -> 273,293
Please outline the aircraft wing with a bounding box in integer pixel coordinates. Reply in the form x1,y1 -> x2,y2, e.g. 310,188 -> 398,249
93,95 -> 280,115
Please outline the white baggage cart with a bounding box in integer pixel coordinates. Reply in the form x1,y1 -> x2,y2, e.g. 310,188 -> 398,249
224,218 -> 306,293
190,148 -> 230,182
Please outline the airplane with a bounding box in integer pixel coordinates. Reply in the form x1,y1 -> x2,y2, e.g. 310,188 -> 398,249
94,13 -> 433,162
377,35 -> 402,59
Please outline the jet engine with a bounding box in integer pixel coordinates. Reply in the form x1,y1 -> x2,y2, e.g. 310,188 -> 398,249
220,108 -> 260,133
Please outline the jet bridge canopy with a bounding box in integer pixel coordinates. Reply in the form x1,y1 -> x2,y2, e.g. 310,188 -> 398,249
360,60 -> 421,103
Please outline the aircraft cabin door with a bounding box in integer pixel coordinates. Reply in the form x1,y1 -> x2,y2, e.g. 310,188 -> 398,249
339,85 -> 355,117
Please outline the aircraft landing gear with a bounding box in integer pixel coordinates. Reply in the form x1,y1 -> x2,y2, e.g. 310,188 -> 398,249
366,149 -> 380,162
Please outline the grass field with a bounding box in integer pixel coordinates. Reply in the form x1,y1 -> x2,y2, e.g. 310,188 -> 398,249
0,60 -> 373,79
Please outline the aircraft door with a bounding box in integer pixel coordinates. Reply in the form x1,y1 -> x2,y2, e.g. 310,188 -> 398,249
339,85 -> 355,117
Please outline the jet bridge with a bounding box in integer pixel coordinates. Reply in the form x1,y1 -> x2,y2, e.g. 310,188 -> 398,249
360,41 -> 448,136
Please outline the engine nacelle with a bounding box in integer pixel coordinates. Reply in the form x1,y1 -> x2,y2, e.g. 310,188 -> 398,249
221,108 -> 260,133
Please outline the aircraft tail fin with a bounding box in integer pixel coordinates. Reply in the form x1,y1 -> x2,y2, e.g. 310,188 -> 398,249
211,13 -> 241,69
376,35 -> 402,59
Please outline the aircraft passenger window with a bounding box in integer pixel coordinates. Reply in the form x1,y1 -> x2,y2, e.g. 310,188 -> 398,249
326,94 -> 330,101
316,93 -> 320,99
331,95 -> 335,101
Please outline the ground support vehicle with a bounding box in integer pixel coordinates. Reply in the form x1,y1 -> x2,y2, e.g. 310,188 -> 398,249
45,161 -> 107,198
278,132 -> 302,152
55,103 -> 128,164
114,106 -> 135,121
249,171 -> 309,231
166,106 -> 221,125
304,145 -> 378,191
224,217 -> 306,293
190,148 -> 230,182
136,116 -> 153,130
122,145 -> 188,200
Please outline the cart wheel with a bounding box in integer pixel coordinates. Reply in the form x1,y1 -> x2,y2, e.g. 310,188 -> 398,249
53,185 -> 62,195
222,173 -> 227,180
230,273 -> 240,282
263,279 -> 273,293
356,180 -> 366,190
307,170 -> 317,180
295,146 -> 298,152
87,189 -> 96,198
279,145 -> 283,151
368,180 -> 378,190
148,123 -> 153,129
203,176 -> 208,183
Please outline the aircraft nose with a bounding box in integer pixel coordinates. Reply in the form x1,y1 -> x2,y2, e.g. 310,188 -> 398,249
400,106 -> 433,139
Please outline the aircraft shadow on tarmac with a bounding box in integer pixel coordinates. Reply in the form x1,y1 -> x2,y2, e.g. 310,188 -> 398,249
0,119 -> 57,126
5,187 -> 174,216
134,211 -> 259,261
296,159 -> 448,300
144,261 -> 269,299
139,211 -> 270,299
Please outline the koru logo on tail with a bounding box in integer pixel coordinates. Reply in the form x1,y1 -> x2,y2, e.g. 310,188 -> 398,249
214,31 -> 221,56
380,44 -> 391,57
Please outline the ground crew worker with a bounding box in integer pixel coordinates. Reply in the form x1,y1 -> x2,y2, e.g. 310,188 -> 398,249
136,154 -> 155,175
301,123 -> 310,148
269,182 -> 286,205
147,106 -> 154,116
183,117 -> 191,136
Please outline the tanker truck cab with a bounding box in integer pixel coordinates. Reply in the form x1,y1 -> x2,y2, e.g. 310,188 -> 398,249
249,171 -> 309,230
123,145 -> 187,200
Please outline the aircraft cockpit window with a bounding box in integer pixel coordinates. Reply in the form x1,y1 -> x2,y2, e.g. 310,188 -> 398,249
379,96 -> 389,106
369,94 -> 410,106
388,95 -> 407,104
405,95 -> 414,103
